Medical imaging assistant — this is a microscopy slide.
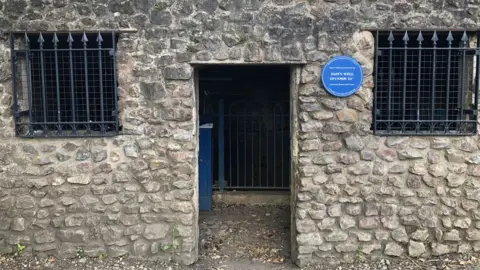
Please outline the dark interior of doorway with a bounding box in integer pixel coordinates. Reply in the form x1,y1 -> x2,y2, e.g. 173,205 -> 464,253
198,65 -> 291,191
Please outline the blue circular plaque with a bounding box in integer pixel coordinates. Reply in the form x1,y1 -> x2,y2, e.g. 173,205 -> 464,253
321,56 -> 363,97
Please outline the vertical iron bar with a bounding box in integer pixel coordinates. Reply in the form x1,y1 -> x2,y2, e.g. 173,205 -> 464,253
218,99 -> 225,192
417,32 -> 423,125
402,31 -> 409,122
10,33 -> 18,128
39,34 -> 47,125
97,33 -> 105,134
273,110 -> 276,187
460,32 -> 468,122
281,110 -> 284,188
82,33 -> 91,131
373,31 -> 379,133
229,113 -> 232,187
388,31 -> 394,133
259,112 -> 261,187
431,32 -> 438,132
24,34 -> 33,131
446,32 -> 453,125
475,31 -> 480,133
68,33 -> 76,133
237,115 -> 239,187
53,33 -> 61,134
244,110 -> 246,188
111,31 -> 119,132
251,115 -> 254,188
266,113 -> 269,187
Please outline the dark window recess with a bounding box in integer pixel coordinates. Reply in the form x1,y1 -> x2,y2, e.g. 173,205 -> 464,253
373,30 -> 480,136
10,32 -> 119,137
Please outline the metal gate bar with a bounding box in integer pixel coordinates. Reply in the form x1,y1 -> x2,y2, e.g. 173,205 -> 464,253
218,99 -> 290,190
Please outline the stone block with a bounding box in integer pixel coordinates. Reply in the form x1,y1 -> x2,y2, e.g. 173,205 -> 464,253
408,241 -> 425,257
385,242 -> 403,257
144,223 -> 169,240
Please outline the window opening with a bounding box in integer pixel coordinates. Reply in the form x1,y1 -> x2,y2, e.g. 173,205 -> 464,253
373,30 -> 479,135
10,31 -> 119,137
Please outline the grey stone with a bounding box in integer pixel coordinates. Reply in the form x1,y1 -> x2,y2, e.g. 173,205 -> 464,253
359,217 -> 379,229
339,215 -> 356,229
144,223 -> 169,240
410,229 -> 429,241
11,218 -> 25,231
34,230 -> 55,244
385,242 -> 403,257
67,175 -> 91,185
432,243 -> 450,256
446,173 -> 465,187
56,153 -> 70,162
92,150 -> 108,163
398,149 -> 423,160
16,196 -> 35,209
151,10 -> 172,26
57,229 -> 87,243
443,229 -> 461,241
408,241 -> 426,257
453,218 -> 471,229
325,230 -> 348,242
392,228 -> 408,243
297,233 -> 323,246
335,243 -> 358,253
76,148 -> 90,161
123,144 -> 139,158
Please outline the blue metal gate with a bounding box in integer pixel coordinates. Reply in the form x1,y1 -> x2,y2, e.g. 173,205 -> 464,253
217,99 -> 290,190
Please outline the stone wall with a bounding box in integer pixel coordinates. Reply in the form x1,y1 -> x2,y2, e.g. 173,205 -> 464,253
0,0 -> 479,267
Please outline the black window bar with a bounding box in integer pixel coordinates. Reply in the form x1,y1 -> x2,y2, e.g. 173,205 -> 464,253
373,30 -> 480,136
10,31 -> 119,138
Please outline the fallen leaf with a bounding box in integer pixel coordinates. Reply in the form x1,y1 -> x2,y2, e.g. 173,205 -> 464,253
48,257 -> 55,263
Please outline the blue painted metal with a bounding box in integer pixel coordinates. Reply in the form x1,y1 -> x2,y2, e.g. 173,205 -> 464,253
199,122 -> 213,211
218,100 -> 225,192
322,56 -> 363,97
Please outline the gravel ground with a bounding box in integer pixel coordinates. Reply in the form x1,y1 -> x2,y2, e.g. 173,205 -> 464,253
2,203 -> 480,270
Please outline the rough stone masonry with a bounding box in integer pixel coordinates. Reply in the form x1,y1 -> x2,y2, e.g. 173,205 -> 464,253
0,0 -> 480,267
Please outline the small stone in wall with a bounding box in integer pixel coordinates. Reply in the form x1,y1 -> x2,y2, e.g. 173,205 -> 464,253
397,149 -> 422,160
56,153 -> 70,162
62,142 -> 78,152
345,134 -> 365,151
123,144 -> 139,158
16,196 -> 35,209
75,148 -> 90,161
446,173 -> 465,187
41,145 -> 57,153
431,138 -> 451,149
33,156 -> 53,166
466,153 -> 480,165
67,175 -> 91,185
336,108 -> 358,122
408,240 -> 425,257
22,145 -> 38,155
11,218 -> 25,232
325,230 -> 348,242
377,148 -> 397,162
431,243 -> 450,256
92,150 -> 108,163
385,242 -> 403,257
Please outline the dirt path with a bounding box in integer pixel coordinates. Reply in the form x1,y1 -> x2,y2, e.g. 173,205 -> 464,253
195,203 -> 293,269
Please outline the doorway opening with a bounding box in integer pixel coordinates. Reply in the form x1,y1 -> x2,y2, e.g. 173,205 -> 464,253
198,65 -> 291,192
196,65 -> 293,266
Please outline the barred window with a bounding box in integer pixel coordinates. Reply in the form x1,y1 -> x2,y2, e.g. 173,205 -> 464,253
10,31 -> 119,138
373,30 -> 479,135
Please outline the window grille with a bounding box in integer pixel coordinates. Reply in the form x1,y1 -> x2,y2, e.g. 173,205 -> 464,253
10,31 -> 119,138
373,30 -> 480,136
